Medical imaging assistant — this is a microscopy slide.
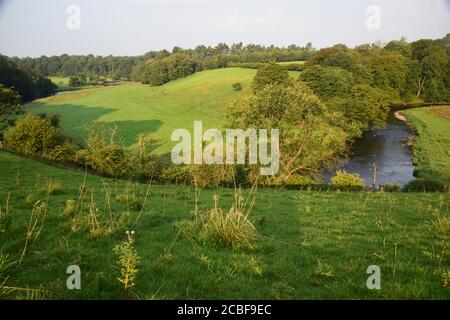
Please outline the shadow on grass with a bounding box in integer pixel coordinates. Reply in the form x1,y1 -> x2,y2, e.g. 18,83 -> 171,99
26,103 -> 163,147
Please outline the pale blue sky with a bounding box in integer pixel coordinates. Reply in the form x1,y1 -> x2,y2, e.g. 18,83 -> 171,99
0,0 -> 449,57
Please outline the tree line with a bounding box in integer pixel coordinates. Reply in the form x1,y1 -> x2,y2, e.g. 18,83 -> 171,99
2,43 -> 315,86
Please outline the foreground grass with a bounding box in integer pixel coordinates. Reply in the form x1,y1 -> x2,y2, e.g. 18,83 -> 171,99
0,150 -> 449,299
31,68 -> 267,153
403,106 -> 450,182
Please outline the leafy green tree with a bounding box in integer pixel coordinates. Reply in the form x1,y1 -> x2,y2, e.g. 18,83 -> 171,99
0,55 -> 36,102
34,77 -> 57,98
384,37 -> 412,57
0,85 -> 21,116
328,84 -> 397,131
363,51 -> 409,94
300,65 -> 355,100
69,76 -> 83,87
226,83 -> 350,182
417,44 -> 448,100
251,63 -> 291,92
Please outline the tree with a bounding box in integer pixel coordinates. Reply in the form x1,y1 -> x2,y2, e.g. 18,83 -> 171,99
0,85 -> 21,116
328,84 -> 396,131
384,37 -> 412,57
300,65 -> 355,101
34,77 -> 57,98
251,63 -> 291,92
226,83 -> 350,182
69,76 -> 83,87
364,51 -> 409,94
0,55 -> 36,102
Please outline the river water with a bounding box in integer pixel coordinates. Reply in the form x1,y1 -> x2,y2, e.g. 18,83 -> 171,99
324,113 -> 416,187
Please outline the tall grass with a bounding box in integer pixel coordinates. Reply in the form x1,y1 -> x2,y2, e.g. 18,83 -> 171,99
197,190 -> 259,248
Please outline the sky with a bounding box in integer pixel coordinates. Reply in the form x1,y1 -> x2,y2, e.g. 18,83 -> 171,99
0,0 -> 449,57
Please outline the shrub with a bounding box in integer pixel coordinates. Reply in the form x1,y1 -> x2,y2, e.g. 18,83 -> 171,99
283,175 -> 321,189
3,114 -> 63,156
378,183 -> 400,192
75,126 -> 133,178
331,170 -> 365,190
160,165 -> 192,185
133,153 -> 169,182
191,164 -> 231,188
402,178 -> 448,192
232,82 -> 243,91
49,113 -> 61,127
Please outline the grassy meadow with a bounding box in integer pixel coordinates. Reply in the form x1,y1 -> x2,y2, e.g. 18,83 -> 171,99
29,68 -> 259,153
0,150 -> 449,299
403,106 -> 450,182
30,68 -> 300,153
49,77 -> 72,91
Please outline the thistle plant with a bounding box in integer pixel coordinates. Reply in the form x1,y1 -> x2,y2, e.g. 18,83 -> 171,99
113,230 -> 140,292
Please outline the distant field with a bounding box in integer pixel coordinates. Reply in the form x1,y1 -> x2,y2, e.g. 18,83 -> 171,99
49,76 -> 71,90
0,150 -> 449,299
277,61 -> 306,65
403,105 -> 450,181
30,68 -> 279,153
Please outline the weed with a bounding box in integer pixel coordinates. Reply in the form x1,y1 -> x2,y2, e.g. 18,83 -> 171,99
25,194 -> 35,207
45,180 -> 63,196
271,281 -> 295,300
429,212 -> 450,235
113,231 -> 140,292
313,259 -> 334,278
63,199 -> 76,218
0,193 -> 12,234
441,270 -> 450,287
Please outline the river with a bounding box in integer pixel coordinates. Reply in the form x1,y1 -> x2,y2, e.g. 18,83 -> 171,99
324,112 -> 416,187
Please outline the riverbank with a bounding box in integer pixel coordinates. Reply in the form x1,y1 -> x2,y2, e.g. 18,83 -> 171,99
402,105 -> 450,188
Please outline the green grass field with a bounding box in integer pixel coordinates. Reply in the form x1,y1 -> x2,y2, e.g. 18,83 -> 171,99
49,77 -> 72,91
30,68 -> 263,153
403,106 -> 450,182
0,150 -> 449,299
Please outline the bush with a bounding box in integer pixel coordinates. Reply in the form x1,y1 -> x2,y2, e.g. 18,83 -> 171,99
402,178 -> 449,192
75,126 -> 133,178
283,175 -> 322,190
3,114 -> 64,157
331,170 -> 365,190
49,113 -> 61,127
191,164 -> 236,188
160,165 -> 192,185
232,82 -> 243,91
76,145 -> 132,178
